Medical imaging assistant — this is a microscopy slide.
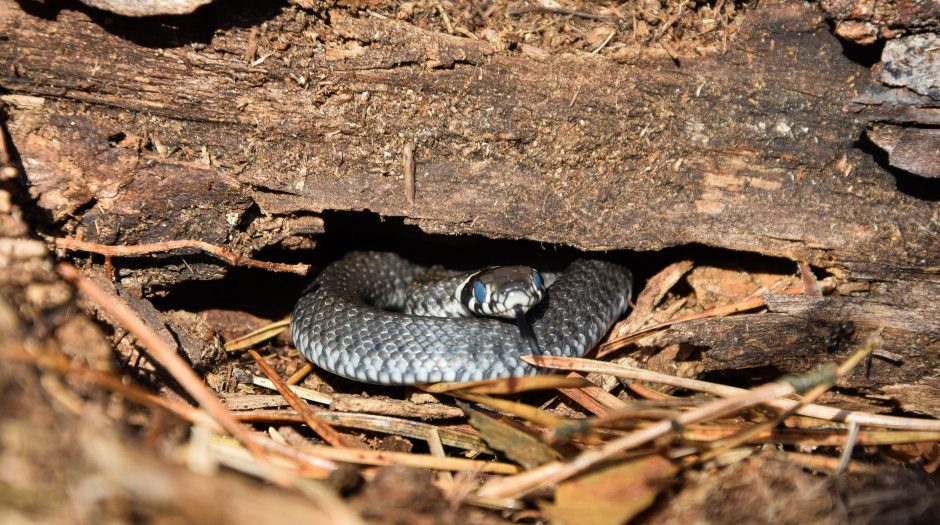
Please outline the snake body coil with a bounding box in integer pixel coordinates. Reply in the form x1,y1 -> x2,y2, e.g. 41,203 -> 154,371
291,251 -> 632,385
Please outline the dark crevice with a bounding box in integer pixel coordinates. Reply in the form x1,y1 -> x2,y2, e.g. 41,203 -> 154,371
145,260 -> 308,321
701,365 -> 786,390
826,18 -> 885,68
0,108 -> 65,239
150,209 -> 819,324
15,0 -> 288,48
893,170 -> 940,202
106,131 -> 127,146
235,201 -> 264,232
69,197 -> 100,224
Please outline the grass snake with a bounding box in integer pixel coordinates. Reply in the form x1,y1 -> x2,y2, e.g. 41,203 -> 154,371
291,251 -> 632,385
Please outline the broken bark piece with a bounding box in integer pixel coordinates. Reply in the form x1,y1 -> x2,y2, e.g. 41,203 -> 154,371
850,33 -> 940,179
867,124 -> 940,178
850,86 -> 940,126
834,20 -> 879,45
879,33 -> 940,101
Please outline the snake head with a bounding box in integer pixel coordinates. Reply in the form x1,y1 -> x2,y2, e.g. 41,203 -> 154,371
457,265 -> 546,319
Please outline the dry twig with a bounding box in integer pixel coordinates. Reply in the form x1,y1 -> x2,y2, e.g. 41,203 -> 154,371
479,345 -> 879,499
556,372 -> 626,416
239,438 -> 520,474
403,144 -> 416,206
55,237 -> 309,275
249,349 -> 359,448
57,263 -> 269,460
525,355 -> 940,431
224,318 -> 291,352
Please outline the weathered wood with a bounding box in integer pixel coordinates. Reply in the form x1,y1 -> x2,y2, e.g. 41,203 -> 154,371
3,0 -> 934,266
661,287 -> 939,412
851,32 -> 940,179
867,125 -> 940,178
1,0 -> 938,414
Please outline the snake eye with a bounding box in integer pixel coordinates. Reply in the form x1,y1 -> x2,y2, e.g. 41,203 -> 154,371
532,270 -> 544,290
473,281 -> 487,304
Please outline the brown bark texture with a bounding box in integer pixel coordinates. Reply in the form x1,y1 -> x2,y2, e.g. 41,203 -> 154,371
1,0 -> 938,416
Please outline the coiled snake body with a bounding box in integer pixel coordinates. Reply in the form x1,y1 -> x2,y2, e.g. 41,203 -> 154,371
291,251 -> 632,385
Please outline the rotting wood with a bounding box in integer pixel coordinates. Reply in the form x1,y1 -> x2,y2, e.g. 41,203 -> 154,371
851,32 -> 940,179
2,0 -> 933,266
0,0 -> 937,416
658,286 -> 940,394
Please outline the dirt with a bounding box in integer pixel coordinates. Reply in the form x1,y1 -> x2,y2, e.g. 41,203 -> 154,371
330,0 -> 748,58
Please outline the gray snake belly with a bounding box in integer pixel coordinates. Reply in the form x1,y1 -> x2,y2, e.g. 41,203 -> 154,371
290,251 -> 632,385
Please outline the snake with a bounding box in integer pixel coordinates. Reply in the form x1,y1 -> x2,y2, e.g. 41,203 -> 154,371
290,251 -> 633,385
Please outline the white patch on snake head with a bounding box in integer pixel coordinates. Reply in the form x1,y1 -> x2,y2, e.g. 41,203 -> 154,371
457,265 -> 546,319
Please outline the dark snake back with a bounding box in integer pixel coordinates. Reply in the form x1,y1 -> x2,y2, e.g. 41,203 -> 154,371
291,251 -> 632,384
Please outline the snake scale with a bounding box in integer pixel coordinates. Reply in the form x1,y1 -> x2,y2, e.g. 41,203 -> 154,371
291,251 -> 632,385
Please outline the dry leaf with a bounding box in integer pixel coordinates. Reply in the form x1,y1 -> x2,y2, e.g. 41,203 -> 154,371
541,455 -> 677,525
460,402 -> 561,469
